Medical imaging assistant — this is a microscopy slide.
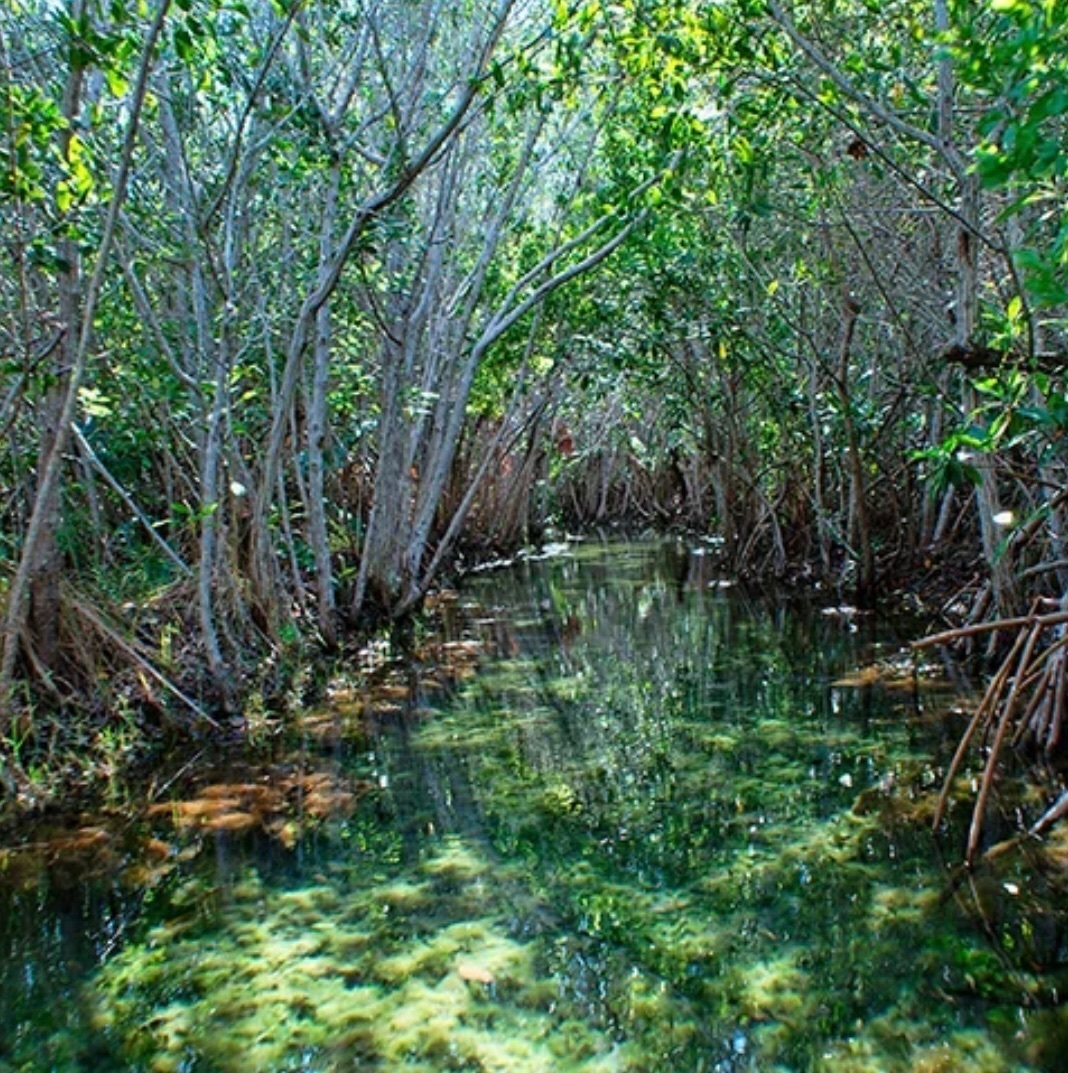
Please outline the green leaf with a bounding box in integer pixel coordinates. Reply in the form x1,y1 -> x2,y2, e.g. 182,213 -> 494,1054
173,25 -> 194,62
105,66 -> 129,97
78,387 -> 113,418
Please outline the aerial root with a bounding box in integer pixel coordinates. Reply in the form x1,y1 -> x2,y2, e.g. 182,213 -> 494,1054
916,602 -> 1068,862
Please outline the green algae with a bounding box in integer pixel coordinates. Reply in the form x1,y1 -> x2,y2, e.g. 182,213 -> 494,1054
81,837 -> 623,1073
1,542 -> 1065,1072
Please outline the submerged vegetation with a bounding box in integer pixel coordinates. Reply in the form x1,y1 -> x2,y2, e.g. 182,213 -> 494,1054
3,544 -> 1068,1071
0,3 -> 1067,1053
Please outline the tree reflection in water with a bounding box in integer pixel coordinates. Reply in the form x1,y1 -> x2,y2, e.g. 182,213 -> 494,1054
1,541 -> 1065,1072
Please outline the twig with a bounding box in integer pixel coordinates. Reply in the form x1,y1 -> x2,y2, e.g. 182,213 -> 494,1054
146,747 -> 206,804
1020,559 -> 1068,581
73,424 -> 190,575
1030,790 -> 1068,837
1013,659 -> 1053,747
1048,654 -> 1066,752
66,594 -> 221,731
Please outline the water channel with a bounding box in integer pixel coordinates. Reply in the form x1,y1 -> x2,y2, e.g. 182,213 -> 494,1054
2,541 -> 1066,1071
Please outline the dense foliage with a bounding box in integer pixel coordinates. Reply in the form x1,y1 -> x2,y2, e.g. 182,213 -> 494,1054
0,0 -> 1065,829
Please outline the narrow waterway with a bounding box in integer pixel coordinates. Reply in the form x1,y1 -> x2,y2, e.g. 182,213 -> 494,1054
1,541 -> 1065,1071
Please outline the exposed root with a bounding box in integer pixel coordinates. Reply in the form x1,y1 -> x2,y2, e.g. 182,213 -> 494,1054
916,600 -> 1068,862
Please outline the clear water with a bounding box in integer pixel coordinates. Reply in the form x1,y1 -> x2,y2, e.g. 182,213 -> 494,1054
2,541 -> 1067,1072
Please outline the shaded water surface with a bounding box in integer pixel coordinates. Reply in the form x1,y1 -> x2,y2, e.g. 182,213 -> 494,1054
3,541 -> 1068,1071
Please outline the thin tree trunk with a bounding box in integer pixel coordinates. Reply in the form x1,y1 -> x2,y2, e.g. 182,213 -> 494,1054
198,356 -> 230,693
0,0 -> 172,719
251,3 -> 514,606
305,166 -> 341,647
835,294 -> 876,605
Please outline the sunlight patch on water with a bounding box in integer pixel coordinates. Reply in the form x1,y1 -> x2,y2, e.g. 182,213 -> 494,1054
2,543 -> 1066,1072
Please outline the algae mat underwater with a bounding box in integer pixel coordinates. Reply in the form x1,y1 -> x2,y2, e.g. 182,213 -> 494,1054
2,541 -> 1066,1071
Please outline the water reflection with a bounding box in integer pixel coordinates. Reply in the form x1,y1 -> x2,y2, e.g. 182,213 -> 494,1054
1,540 -> 1066,1071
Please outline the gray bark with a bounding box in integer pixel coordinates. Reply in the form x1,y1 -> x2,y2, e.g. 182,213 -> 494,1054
1,0 -> 173,715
